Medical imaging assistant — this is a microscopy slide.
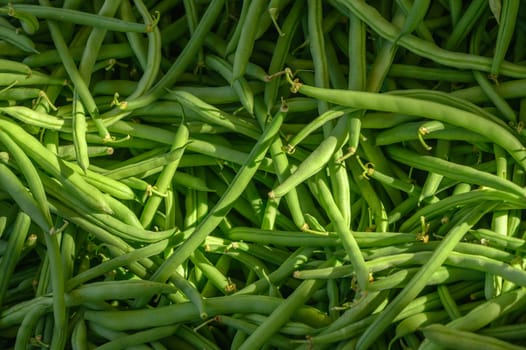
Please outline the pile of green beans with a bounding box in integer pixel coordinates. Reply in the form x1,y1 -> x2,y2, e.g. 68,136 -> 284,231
1,0 -> 526,349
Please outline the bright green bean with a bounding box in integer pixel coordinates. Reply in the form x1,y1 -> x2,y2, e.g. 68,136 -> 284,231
0,25 -> 37,53
118,0 -> 225,112
0,130 -> 52,229
421,324 -> 526,350
356,201 -> 496,350
133,97 -> 284,307
264,0 -> 302,113
285,70 -> 526,169
232,0 -> 267,81
269,115 -> 348,198
491,0 -> 520,78
238,258 -> 335,350
0,211 -> 30,307
205,54 -> 254,115
386,145 -> 526,198
0,163 -> 51,233
140,123 -> 188,228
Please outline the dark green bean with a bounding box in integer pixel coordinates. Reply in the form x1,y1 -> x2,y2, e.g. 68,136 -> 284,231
8,3 -> 149,32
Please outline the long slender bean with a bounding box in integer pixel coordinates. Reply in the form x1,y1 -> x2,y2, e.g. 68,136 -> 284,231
356,201 -> 496,350
285,69 -> 526,169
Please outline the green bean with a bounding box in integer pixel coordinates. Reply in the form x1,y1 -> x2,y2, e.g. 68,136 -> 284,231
372,265 -> 484,293
367,10 -> 404,93
66,242 -> 171,291
205,54 -> 254,115
119,0 -> 147,70
470,19 -> 517,124
1,5 -> 39,35
57,144 -> 113,161
0,211 -> 30,307
95,324 -> 180,350
443,0 -> 487,50
214,315 -> 294,349
39,1 -> 99,122
395,0 -> 431,41
119,0 -> 225,112
252,98 -> 305,229
362,112 -> 420,129
201,254 -> 232,298
0,59 -> 32,75
388,64 -> 474,82
175,324 -> 222,350
78,0 -> 122,84
442,251 -> 526,287
479,323 -> 526,340
0,129 -> 53,230
302,314 -> 376,345
308,0 -> 330,115
71,91 -> 89,172
133,97 -> 284,307
386,145 -> 526,198
172,90 -> 260,139
419,289 -> 526,349
166,83 -> 265,106
86,322 -> 150,349
375,121 -> 489,146
71,317 -> 88,350
140,123 -> 187,228
102,145 -> 185,180
356,201 -> 496,350
286,70 -> 526,169
269,115 -> 348,198
470,228 -> 526,252
421,324 -> 526,350
126,0 -> 162,100
334,0 -> 526,78
285,108 -> 350,153
491,0 -> 520,78
84,294 -> 330,331
358,161 -> 417,195
190,249 -> 235,295
22,43 -> 133,68
0,105 -> 70,131
0,117 -> 116,213
43,221 -> 67,350
400,189 -> 524,234
0,163 -> 52,233
314,174 -> 369,290
264,0 -> 302,113
249,314 -> 317,335
232,0 -> 267,81
438,284 -> 462,320
224,0 -> 251,57
14,301 -> 49,350
238,258 -> 335,350
0,25 -> 37,53
359,129 -> 404,205
68,280 -> 178,305
7,3 -> 149,32
389,310 -> 448,349
235,247 -> 314,296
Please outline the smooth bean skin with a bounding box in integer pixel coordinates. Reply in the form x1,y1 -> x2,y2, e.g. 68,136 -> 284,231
356,201 -> 495,350
0,163 -> 51,233
9,4 -> 149,32
421,324 -> 526,350
334,0 -> 526,78
84,294 -> 330,331
286,71 -> 526,170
